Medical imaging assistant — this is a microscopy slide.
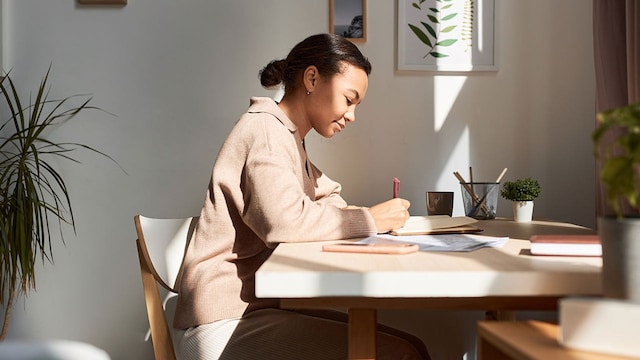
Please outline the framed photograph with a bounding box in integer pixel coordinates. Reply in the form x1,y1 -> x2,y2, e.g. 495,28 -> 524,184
78,0 -> 127,4
330,0 -> 366,42
397,0 -> 497,72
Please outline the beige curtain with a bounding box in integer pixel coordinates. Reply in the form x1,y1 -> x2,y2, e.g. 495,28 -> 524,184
593,0 -> 640,218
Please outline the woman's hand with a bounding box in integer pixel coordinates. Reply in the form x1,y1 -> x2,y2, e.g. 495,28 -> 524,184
368,198 -> 411,233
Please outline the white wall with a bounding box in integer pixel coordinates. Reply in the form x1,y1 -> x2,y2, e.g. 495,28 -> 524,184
1,1 -> 594,359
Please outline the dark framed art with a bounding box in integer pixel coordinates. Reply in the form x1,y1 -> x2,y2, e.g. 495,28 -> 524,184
330,0 -> 366,42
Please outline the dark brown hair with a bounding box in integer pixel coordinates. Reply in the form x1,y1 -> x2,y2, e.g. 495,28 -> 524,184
259,33 -> 372,93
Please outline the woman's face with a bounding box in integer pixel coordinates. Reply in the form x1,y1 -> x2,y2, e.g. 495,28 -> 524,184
308,63 -> 368,138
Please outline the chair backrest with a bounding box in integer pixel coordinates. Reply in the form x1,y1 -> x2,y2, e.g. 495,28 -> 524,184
134,215 -> 197,360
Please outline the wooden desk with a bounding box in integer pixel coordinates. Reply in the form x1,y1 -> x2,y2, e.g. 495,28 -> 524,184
255,219 -> 602,359
477,320 -> 639,360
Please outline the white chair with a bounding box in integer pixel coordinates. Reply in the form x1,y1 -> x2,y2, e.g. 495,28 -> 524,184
134,215 -> 197,360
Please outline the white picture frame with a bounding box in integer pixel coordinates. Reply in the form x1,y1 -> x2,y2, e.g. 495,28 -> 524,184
397,0 -> 498,72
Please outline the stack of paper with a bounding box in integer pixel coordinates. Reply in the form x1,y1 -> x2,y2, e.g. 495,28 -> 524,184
389,215 -> 480,236
364,216 -> 508,252
363,233 -> 507,252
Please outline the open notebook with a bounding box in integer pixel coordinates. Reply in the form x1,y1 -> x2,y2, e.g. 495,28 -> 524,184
389,215 -> 481,236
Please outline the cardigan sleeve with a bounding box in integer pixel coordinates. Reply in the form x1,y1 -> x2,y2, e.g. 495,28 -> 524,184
309,161 -> 349,208
239,121 -> 376,243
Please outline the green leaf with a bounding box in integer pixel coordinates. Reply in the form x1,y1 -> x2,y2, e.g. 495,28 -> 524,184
427,15 -> 439,23
442,13 -> 458,21
441,25 -> 456,33
430,52 -> 449,58
436,39 -> 458,47
408,24 -> 433,47
421,21 -> 436,38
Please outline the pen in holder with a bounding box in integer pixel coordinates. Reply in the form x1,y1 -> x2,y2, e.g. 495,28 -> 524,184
454,168 -> 507,220
460,182 -> 499,219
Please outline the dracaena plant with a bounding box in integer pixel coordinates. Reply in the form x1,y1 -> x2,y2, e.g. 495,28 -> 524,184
0,66 -> 118,339
592,101 -> 640,218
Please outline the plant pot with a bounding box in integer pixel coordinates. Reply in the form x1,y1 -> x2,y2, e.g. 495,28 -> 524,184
598,217 -> 640,302
512,201 -> 534,223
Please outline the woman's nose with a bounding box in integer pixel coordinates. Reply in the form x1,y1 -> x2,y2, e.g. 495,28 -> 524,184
344,111 -> 355,122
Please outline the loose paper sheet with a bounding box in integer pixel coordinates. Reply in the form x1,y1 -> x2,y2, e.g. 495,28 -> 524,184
356,233 -> 508,252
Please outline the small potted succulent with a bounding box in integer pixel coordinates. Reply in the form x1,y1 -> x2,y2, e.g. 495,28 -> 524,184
500,177 -> 542,222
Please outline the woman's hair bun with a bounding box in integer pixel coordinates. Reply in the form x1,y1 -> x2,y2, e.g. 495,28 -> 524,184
259,59 -> 287,88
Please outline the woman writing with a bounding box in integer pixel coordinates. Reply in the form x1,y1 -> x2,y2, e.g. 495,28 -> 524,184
175,33 -> 430,360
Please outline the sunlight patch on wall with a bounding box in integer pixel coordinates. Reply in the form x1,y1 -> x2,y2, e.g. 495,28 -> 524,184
436,125 -> 469,192
434,76 -> 467,132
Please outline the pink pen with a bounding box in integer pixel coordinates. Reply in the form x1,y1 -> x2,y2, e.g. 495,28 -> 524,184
393,178 -> 400,198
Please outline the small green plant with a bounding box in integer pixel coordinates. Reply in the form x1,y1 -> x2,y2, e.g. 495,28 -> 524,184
592,100 -> 640,217
500,178 -> 542,202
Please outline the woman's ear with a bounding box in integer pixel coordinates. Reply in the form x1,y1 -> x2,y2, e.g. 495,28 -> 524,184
303,65 -> 318,93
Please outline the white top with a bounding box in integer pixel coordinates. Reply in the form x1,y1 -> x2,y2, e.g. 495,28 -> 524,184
255,219 -> 601,299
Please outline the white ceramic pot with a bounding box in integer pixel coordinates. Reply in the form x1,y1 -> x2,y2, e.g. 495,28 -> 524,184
512,201 -> 534,222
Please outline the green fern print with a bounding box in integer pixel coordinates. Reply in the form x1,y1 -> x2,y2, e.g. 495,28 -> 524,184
408,0 -> 474,59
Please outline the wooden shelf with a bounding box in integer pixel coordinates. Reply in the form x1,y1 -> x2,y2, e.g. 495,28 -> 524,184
477,320 -> 639,360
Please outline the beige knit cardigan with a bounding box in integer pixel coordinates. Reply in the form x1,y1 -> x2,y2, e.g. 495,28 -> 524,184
174,97 -> 377,329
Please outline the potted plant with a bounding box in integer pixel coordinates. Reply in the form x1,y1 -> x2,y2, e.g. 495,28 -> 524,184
0,67 -> 118,339
500,177 -> 542,223
592,100 -> 640,302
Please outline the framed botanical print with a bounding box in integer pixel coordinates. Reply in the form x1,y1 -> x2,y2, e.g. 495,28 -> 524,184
398,0 -> 497,71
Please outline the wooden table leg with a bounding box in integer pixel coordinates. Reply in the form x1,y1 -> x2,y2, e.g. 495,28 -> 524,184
348,308 -> 377,360
485,310 -> 516,321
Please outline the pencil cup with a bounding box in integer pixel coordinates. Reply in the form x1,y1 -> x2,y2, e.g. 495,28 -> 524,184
460,182 -> 499,220
426,191 -> 454,216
